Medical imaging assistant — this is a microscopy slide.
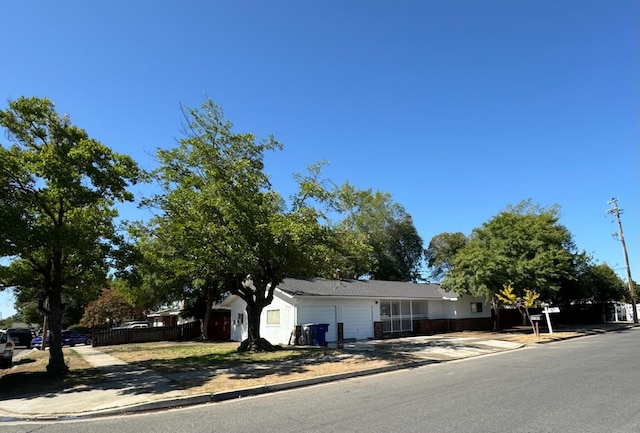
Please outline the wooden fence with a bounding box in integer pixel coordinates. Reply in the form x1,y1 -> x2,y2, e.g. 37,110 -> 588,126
92,321 -> 201,347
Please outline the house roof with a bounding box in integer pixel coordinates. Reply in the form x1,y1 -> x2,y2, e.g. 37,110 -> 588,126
277,277 -> 459,300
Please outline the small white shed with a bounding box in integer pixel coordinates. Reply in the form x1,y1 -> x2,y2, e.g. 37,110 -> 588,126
222,277 -> 492,345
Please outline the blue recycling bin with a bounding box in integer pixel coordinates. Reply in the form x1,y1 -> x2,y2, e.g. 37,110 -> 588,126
300,323 -> 329,346
313,323 -> 329,347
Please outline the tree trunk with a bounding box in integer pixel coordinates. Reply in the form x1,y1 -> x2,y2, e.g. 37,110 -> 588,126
46,246 -> 69,376
202,286 -> 215,340
237,303 -> 279,352
46,286 -> 69,376
492,298 -> 501,331
247,304 -> 261,344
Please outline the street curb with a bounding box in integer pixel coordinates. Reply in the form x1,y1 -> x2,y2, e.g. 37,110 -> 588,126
0,359 -> 435,422
211,359 -> 433,402
6,327 -> 635,422
0,394 -> 215,422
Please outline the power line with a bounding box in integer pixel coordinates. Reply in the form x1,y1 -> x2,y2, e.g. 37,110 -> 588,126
607,198 -> 638,324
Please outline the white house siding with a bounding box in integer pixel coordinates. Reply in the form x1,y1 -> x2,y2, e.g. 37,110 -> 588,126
454,296 -> 492,319
226,295 -> 296,345
260,295 -> 296,345
228,297 -> 248,342
428,300 -> 450,319
427,297 -> 491,320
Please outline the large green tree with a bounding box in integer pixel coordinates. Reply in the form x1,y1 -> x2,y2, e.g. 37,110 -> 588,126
0,97 -> 140,375
425,232 -> 468,281
442,200 -> 576,329
138,99 -> 327,350
332,183 -> 424,281
562,261 -> 628,304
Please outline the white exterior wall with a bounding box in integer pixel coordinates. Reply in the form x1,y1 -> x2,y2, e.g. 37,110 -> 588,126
261,294 -> 296,345
226,292 -> 300,345
297,297 -> 380,342
428,297 -> 491,320
228,297 -> 248,342
427,300 -> 450,319
453,296 -> 492,319
226,292 -> 491,344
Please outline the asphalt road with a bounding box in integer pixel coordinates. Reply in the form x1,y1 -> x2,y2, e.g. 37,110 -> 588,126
3,328 -> 639,433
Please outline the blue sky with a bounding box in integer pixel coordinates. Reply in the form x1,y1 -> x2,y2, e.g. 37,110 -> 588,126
1,1 -> 638,319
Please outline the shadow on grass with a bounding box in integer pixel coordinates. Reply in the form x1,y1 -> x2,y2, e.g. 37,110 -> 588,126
11,358 -> 36,366
122,345 -> 419,391
1,345 -> 414,401
0,367 -> 106,400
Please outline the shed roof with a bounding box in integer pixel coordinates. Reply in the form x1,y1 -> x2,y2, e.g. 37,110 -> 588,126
277,277 -> 458,300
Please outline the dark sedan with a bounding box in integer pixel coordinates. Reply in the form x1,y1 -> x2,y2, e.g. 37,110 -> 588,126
31,330 -> 92,348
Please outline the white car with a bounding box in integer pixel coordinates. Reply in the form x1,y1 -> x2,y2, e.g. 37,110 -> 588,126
0,330 -> 14,368
114,321 -> 149,329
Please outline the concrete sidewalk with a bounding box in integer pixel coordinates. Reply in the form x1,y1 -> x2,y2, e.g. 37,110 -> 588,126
1,325 -> 633,422
0,346 -> 206,421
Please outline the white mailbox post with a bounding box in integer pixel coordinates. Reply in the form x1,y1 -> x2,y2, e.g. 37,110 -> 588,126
543,307 -> 560,334
530,314 -> 542,338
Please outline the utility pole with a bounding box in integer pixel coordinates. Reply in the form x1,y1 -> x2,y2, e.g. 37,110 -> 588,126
607,198 -> 638,324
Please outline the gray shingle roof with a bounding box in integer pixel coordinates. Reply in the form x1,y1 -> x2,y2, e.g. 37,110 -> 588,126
278,277 -> 458,300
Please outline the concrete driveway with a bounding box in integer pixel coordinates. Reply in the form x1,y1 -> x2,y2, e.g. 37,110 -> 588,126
339,335 -> 523,360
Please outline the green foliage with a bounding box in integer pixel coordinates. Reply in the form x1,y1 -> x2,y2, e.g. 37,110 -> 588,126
331,183 -> 424,281
551,252 -> 628,304
581,263 -> 628,302
425,232 -> 468,280
0,96 -> 140,374
14,298 -> 42,325
443,200 -> 576,302
133,99 -> 329,347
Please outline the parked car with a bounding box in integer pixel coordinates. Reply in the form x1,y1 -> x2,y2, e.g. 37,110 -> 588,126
0,330 -> 14,368
62,330 -> 93,346
114,321 -> 149,329
31,330 -> 93,348
6,328 -> 33,348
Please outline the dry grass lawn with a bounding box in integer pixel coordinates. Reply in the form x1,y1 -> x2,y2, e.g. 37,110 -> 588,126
99,341 -> 406,395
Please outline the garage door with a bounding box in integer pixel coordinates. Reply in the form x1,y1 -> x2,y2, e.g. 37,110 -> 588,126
342,306 -> 373,340
298,306 -> 337,342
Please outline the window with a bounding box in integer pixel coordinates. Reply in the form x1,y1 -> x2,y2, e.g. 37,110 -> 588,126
470,302 -> 483,313
379,300 -> 416,333
237,313 -> 244,324
266,309 -> 280,325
